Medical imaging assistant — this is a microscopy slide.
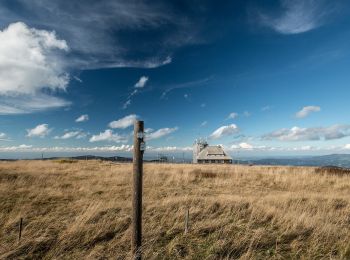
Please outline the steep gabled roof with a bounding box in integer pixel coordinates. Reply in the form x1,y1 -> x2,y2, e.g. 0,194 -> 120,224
196,145 -> 232,160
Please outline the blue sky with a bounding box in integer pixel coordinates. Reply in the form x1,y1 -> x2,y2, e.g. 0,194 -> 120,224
1,0 -> 350,158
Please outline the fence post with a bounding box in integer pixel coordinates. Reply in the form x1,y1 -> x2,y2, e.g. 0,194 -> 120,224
132,120 -> 144,260
184,208 -> 189,234
18,217 -> 23,243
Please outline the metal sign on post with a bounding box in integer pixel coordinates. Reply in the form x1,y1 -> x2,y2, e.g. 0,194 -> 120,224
132,120 -> 144,260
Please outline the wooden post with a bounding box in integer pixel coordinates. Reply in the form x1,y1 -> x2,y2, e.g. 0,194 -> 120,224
132,120 -> 144,260
184,208 -> 189,234
18,218 -> 23,243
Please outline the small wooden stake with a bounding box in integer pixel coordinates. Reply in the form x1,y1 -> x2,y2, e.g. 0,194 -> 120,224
18,218 -> 23,243
184,208 -> 189,234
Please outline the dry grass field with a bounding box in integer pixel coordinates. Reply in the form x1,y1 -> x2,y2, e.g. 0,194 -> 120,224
0,160 -> 350,259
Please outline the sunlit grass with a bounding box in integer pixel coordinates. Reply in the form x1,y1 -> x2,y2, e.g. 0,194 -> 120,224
0,160 -> 349,259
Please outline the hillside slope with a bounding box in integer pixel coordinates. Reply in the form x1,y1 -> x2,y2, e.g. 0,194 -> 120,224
0,161 -> 349,259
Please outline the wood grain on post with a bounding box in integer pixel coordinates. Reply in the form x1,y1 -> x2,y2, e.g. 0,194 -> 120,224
132,120 -> 144,260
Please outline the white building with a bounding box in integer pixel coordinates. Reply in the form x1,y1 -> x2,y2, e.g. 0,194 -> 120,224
193,139 -> 232,164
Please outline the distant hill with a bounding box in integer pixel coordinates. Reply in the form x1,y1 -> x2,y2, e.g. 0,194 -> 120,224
4,153 -> 350,167
237,154 -> 350,168
71,155 -> 132,162
38,155 -> 133,162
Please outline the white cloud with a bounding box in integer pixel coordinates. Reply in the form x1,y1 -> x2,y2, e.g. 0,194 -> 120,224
161,77 -> 212,99
243,111 -> 251,117
147,127 -> 178,140
0,144 -> 132,152
27,124 -> 52,138
238,142 -> 254,149
262,124 -> 350,141
0,22 -> 69,94
258,0 -> 331,34
147,146 -> 192,152
5,143 -> 350,154
295,106 -> 321,118
0,144 -> 33,151
209,124 -> 239,139
0,22 -> 70,114
109,114 -> 138,129
134,76 -> 149,88
227,112 -> 238,119
229,143 -> 264,150
344,144 -> 350,150
54,131 -> 86,140
0,144 -> 190,153
122,100 -> 132,110
226,143 -> 326,152
89,129 -> 127,143
261,106 -> 272,112
200,121 -> 208,127
123,77 -> 149,109
0,132 -> 10,141
75,114 -> 89,122
73,76 -> 83,83
0,1 -> 201,69
0,94 -> 71,115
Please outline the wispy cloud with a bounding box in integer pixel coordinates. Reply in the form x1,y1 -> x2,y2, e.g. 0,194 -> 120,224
109,114 -> 138,129
200,121 -> 208,127
262,124 -> 350,141
295,106 -> 321,118
261,105 -> 272,112
146,127 -> 178,141
243,111 -> 251,117
122,100 -> 132,110
161,77 -> 212,99
123,77 -> 150,109
26,124 -> 52,138
0,94 -> 71,115
227,112 -> 238,120
73,76 -> 83,83
0,1 -> 202,69
0,1 -> 208,114
226,143 -> 324,152
0,132 -> 10,141
257,0 -> 334,34
209,124 -> 239,139
226,111 -> 250,120
75,114 -> 89,122
54,131 -> 86,140
146,146 -> 192,152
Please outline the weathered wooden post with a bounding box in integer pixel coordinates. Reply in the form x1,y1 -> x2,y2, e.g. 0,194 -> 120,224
184,208 -> 189,234
18,217 -> 23,243
132,120 -> 145,259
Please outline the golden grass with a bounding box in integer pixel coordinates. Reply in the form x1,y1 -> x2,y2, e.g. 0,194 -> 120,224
0,160 -> 350,259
